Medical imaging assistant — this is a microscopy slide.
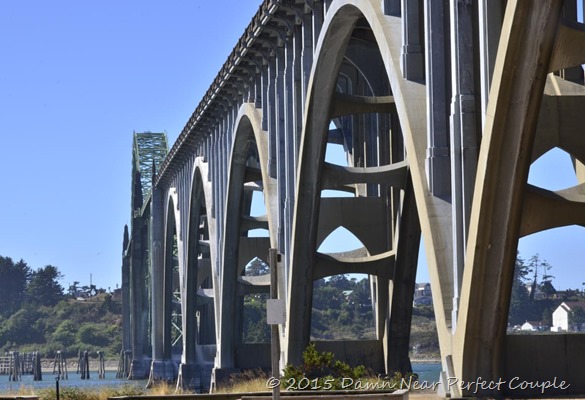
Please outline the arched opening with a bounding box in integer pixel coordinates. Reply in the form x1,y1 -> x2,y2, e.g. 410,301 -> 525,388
528,147 -> 578,190
317,226 -> 364,253
242,257 -> 271,344
219,107 -> 273,370
311,273 -> 375,340
506,146 -> 585,332
164,197 -> 181,357
187,170 -> 216,350
508,226 -> 585,332
288,7 -> 420,375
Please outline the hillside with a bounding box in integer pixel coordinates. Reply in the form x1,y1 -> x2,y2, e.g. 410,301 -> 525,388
0,293 -> 122,358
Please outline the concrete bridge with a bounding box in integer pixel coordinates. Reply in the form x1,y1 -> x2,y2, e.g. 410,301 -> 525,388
122,0 -> 585,396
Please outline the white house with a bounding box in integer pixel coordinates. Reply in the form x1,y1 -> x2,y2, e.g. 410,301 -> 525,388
551,302 -> 585,332
521,321 -> 546,331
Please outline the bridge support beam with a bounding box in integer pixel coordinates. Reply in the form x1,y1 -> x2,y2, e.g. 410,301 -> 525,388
453,0 -> 563,396
147,185 -> 176,385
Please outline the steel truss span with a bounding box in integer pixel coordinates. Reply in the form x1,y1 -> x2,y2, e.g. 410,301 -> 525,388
123,0 -> 585,396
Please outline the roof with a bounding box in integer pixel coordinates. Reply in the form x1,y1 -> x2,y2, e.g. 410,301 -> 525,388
555,301 -> 585,313
564,301 -> 585,310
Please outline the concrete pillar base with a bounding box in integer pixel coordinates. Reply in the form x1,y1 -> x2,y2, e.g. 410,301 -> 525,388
128,358 -> 149,380
146,359 -> 176,387
210,367 -> 241,391
176,362 -> 213,393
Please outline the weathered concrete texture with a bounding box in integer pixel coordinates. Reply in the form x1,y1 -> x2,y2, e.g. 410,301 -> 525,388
505,334 -> 585,396
314,340 -> 384,373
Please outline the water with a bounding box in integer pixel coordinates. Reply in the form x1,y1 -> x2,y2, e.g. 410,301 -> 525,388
1,363 -> 443,393
412,362 -> 441,384
0,371 -> 147,393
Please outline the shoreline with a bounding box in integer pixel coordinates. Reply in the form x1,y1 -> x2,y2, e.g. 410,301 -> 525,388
411,359 -> 440,364
40,360 -> 119,373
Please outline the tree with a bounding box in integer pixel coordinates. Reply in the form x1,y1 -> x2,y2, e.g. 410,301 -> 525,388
244,257 -> 270,276
2,308 -> 47,345
328,274 -> 353,290
26,265 -> 65,307
540,280 -> 556,300
526,254 -> 553,302
0,256 -> 31,317
68,281 -> 80,297
509,252 -> 531,325
570,307 -> 585,332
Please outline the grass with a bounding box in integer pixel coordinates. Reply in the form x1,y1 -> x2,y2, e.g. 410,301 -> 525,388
214,377 -> 270,394
214,369 -> 271,394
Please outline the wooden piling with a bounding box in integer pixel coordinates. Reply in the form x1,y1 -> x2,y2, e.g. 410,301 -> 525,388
78,350 -> 90,379
9,352 -> 20,382
33,351 -> 42,381
53,351 -> 68,380
97,351 -> 105,379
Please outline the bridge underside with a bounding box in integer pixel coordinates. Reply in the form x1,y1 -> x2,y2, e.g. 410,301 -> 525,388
123,0 -> 585,396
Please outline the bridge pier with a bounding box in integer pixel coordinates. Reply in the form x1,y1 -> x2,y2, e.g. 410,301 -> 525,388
177,362 -> 214,392
147,359 -> 176,386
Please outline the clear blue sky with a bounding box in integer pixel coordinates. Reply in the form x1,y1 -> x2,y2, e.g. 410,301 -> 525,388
0,1 -> 260,291
0,1 -> 582,293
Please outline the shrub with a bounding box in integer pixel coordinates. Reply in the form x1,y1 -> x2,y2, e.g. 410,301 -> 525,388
282,342 -> 367,390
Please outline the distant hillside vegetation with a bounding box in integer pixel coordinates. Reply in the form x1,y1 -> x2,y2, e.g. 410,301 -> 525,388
0,255 -> 122,358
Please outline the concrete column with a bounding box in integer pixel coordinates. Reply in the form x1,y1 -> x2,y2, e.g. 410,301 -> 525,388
150,186 -> 164,361
254,73 -> 262,108
301,13 -> 313,112
401,0 -> 425,81
424,0 -> 451,198
478,0 -> 503,126
560,0 -> 584,83
384,0 -> 401,16
262,65 -> 269,132
268,55 -> 277,178
276,46 -> 286,252
121,226 -> 131,355
146,184 -> 171,383
385,176 -> 420,375
312,1 -> 323,54
129,216 -> 148,379
449,0 -> 478,329
284,33 -> 296,260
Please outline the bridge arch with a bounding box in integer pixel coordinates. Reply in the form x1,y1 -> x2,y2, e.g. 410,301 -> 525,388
216,104 -> 275,373
287,0 -> 421,374
176,160 -> 217,389
163,191 -> 183,361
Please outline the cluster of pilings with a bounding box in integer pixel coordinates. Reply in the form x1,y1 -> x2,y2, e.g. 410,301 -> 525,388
116,349 -> 131,379
77,350 -> 90,379
75,350 -> 108,380
0,351 -> 42,381
53,351 -> 68,379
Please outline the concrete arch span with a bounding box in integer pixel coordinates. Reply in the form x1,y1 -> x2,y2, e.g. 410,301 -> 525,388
148,188 -> 183,386
287,0 -> 421,375
176,159 -> 217,390
452,2 -> 585,396
214,103 -> 276,384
